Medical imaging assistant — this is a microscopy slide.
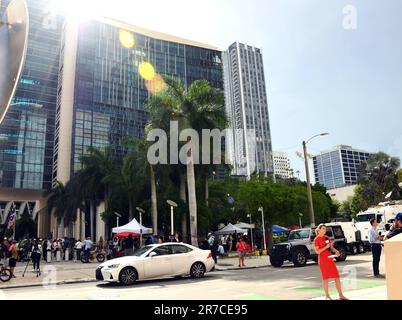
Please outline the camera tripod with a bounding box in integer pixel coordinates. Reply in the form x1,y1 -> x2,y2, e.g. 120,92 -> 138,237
22,253 -> 41,278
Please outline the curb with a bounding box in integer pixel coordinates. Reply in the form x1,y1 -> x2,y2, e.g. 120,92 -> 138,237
215,264 -> 270,271
0,278 -> 97,290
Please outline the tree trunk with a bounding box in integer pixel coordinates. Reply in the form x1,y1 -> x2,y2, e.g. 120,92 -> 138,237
179,172 -> 187,243
267,223 -> 274,250
187,148 -> 198,247
129,198 -> 134,221
150,166 -> 158,236
90,200 -> 95,241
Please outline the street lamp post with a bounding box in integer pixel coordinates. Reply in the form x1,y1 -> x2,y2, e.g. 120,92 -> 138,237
167,200 -> 178,239
302,133 -> 329,227
136,207 -> 145,247
247,214 -> 254,253
113,211 -> 122,227
298,213 -> 303,228
258,207 -> 267,255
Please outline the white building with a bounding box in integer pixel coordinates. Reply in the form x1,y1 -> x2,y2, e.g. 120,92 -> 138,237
223,42 -> 274,179
273,151 -> 292,179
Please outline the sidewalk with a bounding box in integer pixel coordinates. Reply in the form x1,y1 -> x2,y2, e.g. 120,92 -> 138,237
0,260 -> 97,290
0,255 -> 270,289
215,255 -> 269,271
311,285 -> 387,300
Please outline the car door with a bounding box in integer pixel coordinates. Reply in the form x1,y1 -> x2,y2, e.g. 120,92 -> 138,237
168,244 -> 194,275
143,245 -> 173,279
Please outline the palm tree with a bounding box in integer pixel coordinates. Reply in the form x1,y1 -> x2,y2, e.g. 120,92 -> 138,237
146,77 -> 227,246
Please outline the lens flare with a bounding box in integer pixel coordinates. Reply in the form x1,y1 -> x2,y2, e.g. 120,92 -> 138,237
145,74 -> 166,94
119,30 -> 135,48
139,62 -> 156,81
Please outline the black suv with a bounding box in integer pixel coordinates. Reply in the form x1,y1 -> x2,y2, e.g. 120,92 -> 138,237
268,225 -> 348,267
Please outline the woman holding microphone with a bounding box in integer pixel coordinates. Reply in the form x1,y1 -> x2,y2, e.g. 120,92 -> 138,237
314,224 -> 348,300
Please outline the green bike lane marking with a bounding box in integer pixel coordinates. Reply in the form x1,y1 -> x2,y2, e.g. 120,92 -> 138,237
290,278 -> 385,296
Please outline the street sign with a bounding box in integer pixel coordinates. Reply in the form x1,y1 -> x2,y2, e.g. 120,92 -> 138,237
0,0 -> 29,124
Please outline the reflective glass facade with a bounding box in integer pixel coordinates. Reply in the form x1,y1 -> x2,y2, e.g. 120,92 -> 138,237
57,19 -> 223,178
0,0 -> 63,190
313,145 -> 371,190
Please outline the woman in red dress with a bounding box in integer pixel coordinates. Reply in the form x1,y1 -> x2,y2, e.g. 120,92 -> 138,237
314,224 -> 348,300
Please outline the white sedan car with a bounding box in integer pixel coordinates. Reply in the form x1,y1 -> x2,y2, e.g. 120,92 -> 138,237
96,242 -> 214,285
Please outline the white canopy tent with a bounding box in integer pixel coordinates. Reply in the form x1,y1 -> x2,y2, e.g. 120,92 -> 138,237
234,222 -> 255,229
214,223 -> 248,235
112,218 -> 153,235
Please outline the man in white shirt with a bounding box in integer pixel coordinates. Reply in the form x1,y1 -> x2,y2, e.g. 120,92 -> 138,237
368,218 -> 384,278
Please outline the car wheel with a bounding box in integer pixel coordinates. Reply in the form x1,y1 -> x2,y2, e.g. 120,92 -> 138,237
351,244 -> 358,255
269,257 -> 283,268
335,246 -> 347,262
96,254 -> 105,263
292,249 -> 307,267
190,262 -> 206,279
119,267 -> 137,285
358,243 -> 365,254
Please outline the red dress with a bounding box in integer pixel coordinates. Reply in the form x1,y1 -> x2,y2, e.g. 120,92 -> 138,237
314,236 -> 340,280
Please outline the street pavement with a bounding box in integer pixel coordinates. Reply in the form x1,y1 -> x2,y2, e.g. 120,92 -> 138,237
0,252 -> 388,300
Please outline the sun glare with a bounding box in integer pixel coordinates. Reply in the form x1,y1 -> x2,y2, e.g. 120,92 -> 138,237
50,0 -> 105,20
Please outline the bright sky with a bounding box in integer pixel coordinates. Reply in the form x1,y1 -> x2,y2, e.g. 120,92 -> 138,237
59,0 -> 402,181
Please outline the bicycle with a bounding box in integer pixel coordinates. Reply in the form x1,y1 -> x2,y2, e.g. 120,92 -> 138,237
0,263 -> 12,282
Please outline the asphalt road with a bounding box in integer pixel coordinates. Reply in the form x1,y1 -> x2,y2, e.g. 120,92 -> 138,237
0,253 -> 386,300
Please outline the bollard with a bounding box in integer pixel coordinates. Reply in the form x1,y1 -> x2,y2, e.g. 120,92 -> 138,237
73,250 -> 77,262
384,233 -> 402,300
47,251 -> 51,263
65,249 -> 69,261
56,250 -> 61,262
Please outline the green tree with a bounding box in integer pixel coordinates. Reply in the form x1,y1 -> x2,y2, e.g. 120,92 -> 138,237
350,184 -> 370,216
357,152 -> 401,203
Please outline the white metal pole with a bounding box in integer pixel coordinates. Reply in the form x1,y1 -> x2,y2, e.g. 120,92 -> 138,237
170,206 -> 174,236
249,215 -> 254,252
117,216 -> 119,227
140,212 -> 142,247
261,208 -> 267,251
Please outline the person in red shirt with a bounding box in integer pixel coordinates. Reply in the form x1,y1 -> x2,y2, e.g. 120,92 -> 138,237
236,236 -> 247,268
314,224 -> 348,300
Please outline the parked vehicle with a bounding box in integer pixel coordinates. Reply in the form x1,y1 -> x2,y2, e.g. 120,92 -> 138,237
269,225 -> 348,268
96,243 -> 214,285
325,221 -> 365,255
355,201 -> 402,247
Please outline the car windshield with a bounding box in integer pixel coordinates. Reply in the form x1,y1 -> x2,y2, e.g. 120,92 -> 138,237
288,229 -> 310,240
357,213 -> 375,222
131,245 -> 154,256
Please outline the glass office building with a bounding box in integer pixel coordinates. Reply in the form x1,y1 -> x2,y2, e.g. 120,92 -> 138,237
313,145 -> 371,190
0,0 -> 63,190
54,17 -> 223,185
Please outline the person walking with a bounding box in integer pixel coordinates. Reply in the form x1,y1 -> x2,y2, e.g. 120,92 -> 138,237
74,239 -> 83,262
0,238 -> 9,268
227,234 -> 233,253
236,236 -> 247,268
368,218 -> 384,278
8,240 -> 19,278
314,224 -> 348,300
31,240 -> 42,272
46,238 -> 52,262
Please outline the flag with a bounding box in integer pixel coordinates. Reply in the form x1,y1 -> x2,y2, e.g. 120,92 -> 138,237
7,203 -> 16,229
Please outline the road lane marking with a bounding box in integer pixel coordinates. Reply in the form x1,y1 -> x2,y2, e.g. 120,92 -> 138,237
304,277 -> 316,280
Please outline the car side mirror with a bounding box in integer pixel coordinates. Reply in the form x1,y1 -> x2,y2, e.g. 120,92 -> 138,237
149,252 -> 157,258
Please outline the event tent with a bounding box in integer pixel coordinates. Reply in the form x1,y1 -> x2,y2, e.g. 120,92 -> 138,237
234,222 -> 255,229
112,218 -> 153,235
272,225 -> 289,234
214,223 -> 248,235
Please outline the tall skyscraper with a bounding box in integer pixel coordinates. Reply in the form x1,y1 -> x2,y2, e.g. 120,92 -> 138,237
223,42 -> 273,178
313,145 -> 371,190
273,151 -> 292,180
